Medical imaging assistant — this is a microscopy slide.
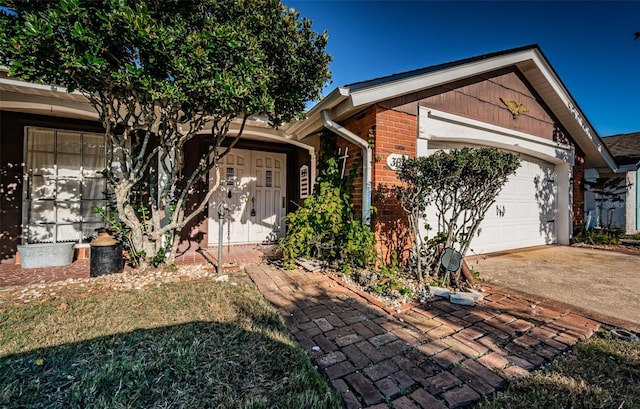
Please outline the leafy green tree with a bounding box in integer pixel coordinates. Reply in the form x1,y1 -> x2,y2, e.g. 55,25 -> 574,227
0,0 -> 330,267
397,148 -> 520,285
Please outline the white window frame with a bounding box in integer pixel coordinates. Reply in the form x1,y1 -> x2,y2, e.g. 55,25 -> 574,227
22,126 -> 107,244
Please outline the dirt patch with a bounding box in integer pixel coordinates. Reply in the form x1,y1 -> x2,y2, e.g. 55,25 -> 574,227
469,245 -> 640,326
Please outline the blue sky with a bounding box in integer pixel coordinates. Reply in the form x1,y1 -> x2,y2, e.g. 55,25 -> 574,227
287,1 -> 640,137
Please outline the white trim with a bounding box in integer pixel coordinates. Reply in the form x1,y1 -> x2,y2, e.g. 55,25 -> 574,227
0,76 -> 76,94
625,171 -> 637,233
221,122 -> 316,188
350,51 -> 536,107
287,87 -> 351,137
556,162 -> 572,244
0,97 -> 97,120
419,107 -> 574,165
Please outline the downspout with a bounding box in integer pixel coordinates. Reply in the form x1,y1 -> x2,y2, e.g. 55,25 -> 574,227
321,110 -> 372,224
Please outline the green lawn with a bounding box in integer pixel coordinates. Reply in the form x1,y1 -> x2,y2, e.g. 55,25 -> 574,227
0,278 -> 341,409
474,331 -> 640,409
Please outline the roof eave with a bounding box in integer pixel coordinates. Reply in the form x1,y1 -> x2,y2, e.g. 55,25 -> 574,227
286,86 -> 351,138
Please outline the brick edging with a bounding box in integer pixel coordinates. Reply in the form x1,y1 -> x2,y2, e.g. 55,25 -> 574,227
321,271 -> 398,315
482,283 -> 640,334
321,270 -> 639,335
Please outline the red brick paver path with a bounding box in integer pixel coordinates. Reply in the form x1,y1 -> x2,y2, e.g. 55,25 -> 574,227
246,264 -> 601,409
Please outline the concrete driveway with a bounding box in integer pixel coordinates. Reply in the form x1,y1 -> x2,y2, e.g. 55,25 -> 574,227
469,245 -> 640,327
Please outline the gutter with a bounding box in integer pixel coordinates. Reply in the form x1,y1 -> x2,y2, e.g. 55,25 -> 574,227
321,110 -> 372,224
287,87 -> 351,137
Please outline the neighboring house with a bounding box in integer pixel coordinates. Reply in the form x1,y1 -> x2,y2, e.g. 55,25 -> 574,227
586,132 -> 639,233
0,45 -> 623,264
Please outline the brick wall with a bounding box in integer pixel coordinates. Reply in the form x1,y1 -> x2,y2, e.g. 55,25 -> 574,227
329,106 -> 419,263
371,107 -> 418,263
338,107 -> 377,218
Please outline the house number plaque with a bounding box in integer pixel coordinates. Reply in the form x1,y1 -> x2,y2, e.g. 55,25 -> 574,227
386,153 -> 408,171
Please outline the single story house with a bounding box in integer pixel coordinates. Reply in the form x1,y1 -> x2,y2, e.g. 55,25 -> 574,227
586,132 -> 639,233
0,44 -> 625,264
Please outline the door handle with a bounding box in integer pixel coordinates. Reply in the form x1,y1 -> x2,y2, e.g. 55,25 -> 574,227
282,196 -> 285,208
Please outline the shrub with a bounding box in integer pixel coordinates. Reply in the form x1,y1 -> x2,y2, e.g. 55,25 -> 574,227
397,147 -> 520,286
279,138 -> 376,269
573,228 -> 622,245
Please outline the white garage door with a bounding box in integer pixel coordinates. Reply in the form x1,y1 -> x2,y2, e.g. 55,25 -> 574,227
469,155 -> 557,255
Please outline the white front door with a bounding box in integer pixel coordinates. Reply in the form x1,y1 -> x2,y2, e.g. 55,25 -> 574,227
208,149 -> 286,245
251,151 -> 286,242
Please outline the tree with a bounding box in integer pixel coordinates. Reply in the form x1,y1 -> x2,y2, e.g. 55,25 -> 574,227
397,148 -> 520,285
395,157 -> 431,284
584,176 -> 631,229
0,0 -> 331,267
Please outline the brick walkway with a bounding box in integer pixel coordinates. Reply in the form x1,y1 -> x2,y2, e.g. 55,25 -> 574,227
246,263 -> 601,409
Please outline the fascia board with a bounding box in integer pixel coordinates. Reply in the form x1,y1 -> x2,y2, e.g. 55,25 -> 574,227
305,87 -> 351,118
617,163 -> 640,173
526,51 -> 619,172
348,50 -> 537,107
0,75 -> 85,97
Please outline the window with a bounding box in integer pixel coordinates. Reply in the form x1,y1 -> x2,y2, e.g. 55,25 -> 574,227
226,167 -> 235,185
23,127 -> 107,243
265,170 -> 273,187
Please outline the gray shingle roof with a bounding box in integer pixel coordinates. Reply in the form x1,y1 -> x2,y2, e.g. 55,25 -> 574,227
601,132 -> 640,167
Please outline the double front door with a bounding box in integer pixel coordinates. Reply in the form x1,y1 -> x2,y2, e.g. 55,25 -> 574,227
208,149 -> 286,245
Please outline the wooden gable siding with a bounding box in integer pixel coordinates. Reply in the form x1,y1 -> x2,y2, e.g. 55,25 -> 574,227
381,67 -> 565,143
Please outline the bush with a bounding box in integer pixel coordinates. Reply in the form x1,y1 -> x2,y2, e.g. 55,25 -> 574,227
278,138 -> 376,269
572,228 -> 622,245
623,233 -> 640,241
396,147 -> 520,286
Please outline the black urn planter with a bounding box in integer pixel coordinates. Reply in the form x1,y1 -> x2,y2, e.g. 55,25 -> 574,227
90,229 -> 125,277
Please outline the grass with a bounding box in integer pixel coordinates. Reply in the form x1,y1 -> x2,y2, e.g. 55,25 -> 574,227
0,278 -> 342,409
474,331 -> 640,409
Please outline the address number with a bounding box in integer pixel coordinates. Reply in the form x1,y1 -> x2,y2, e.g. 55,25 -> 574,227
386,153 -> 408,171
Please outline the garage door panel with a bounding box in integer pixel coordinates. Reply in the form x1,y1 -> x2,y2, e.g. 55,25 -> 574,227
469,155 -> 556,255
